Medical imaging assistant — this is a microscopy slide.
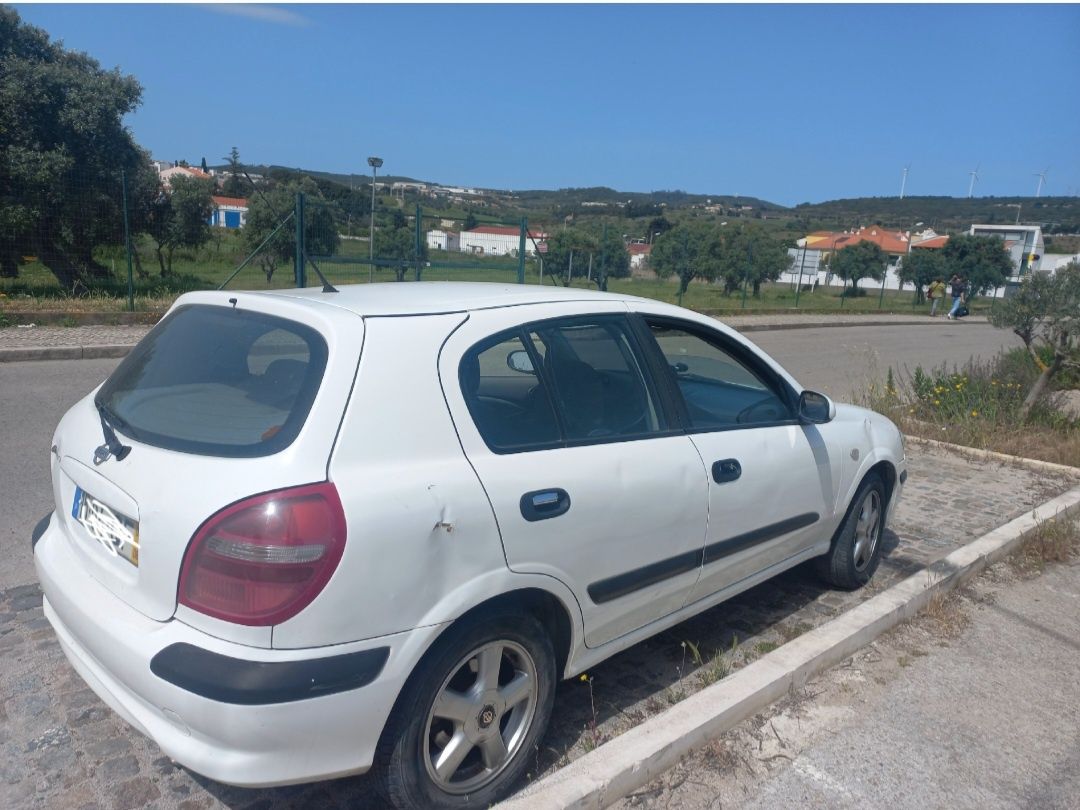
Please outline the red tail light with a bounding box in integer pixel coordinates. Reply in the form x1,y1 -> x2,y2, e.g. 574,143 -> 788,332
179,483 -> 347,626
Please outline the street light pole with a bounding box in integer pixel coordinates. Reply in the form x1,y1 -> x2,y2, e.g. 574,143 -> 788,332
367,156 -> 383,283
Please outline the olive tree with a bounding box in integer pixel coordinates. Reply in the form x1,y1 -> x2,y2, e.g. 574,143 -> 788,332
898,249 -> 947,303
989,261 -> 1080,418
828,240 -> 887,292
650,221 -> 722,297
942,234 -> 1012,296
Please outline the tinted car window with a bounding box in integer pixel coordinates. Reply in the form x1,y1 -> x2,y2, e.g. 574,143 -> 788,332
532,320 -> 663,442
96,305 -> 327,457
649,323 -> 792,428
460,333 -> 561,451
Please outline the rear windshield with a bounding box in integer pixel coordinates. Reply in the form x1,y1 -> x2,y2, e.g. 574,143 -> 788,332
96,305 -> 328,457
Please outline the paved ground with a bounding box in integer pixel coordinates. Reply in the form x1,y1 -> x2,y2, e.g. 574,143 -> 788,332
2,443 -> 1074,810
614,545 -> 1080,810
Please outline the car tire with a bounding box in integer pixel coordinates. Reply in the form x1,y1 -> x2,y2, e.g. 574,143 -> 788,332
817,472 -> 886,590
375,611 -> 556,809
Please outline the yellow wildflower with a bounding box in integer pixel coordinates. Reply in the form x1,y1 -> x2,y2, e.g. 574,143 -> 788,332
971,410 -> 978,417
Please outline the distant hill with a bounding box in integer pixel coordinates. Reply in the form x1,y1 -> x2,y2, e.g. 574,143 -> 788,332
792,195 -> 1079,234
206,162 -> 1079,235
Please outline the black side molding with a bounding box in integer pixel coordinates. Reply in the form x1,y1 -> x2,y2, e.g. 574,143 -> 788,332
704,512 -> 819,565
587,512 -> 821,605
31,512 -> 53,552
588,549 -> 701,605
150,643 -> 389,705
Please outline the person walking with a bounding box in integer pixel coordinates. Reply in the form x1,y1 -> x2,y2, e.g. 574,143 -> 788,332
947,274 -> 967,319
927,278 -> 946,316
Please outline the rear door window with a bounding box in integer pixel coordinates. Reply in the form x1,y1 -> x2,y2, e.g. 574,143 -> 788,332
96,305 -> 328,457
459,315 -> 667,452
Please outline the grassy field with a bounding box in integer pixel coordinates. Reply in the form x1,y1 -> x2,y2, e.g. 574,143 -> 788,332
1,234 -> 994,318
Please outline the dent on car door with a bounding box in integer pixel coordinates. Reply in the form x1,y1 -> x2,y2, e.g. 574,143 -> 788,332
640,317 -> 835,605
446,310 -> 710,648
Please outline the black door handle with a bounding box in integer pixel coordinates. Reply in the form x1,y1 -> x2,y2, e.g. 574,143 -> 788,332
520,488 -> 571,522
712,459 -> 742,484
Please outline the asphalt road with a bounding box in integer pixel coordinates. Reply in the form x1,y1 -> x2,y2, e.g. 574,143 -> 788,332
0,322 -> 1020,592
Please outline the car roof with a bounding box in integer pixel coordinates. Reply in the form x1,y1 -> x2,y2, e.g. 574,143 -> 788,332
252,282 -> 652,317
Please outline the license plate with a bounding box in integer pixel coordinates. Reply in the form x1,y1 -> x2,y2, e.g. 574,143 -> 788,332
72,486 -> 140,566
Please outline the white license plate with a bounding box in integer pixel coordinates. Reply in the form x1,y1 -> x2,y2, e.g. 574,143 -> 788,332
72,487 -> 140,566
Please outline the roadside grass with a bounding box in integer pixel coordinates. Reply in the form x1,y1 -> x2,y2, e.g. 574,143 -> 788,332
3,235 -> 984,318
1013,517 -> 1080,575
863,349 -> 1080,468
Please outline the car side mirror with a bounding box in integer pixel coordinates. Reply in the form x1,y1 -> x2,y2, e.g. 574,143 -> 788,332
506,350 -> 534,374
799,390 -> 835,424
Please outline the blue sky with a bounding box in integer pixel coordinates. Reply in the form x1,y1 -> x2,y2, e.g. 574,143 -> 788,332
13,3 -> 1080,205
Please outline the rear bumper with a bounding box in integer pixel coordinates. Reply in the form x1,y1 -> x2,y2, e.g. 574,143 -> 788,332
34,517 -> 448,787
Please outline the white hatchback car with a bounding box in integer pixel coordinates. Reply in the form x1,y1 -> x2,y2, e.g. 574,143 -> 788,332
34,282 -> 905,808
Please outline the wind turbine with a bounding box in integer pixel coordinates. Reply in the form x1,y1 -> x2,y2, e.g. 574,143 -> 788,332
967,165 -> 980,198
1034,168 -> 1049,197
900,164 -> 910,199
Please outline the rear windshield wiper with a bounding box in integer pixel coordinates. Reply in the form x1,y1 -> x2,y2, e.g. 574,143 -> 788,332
94,400 -> 132,465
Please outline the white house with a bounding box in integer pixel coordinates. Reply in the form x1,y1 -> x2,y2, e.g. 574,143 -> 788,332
459,226 -> 548,257
426,230 -> 460,252
969,224 -> 1044,280
158,165 -> 214,189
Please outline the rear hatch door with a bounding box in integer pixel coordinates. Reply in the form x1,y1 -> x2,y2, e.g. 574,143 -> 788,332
49,291 -> 363,622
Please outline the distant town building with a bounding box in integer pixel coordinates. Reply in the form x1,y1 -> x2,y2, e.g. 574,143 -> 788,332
628,242 -> 652,271
969,224 -> 1044,280
459,226 -> 548,257
210,196 -> 248,229
158,165 -> 213,189
786,226 -> 951,292
426,229 -> 460,252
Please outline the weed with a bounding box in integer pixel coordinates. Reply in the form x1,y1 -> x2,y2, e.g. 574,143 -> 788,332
777,622 -> 813,643
1014,517 -> 1080,574
753,640 -> 779,656
578,674 -> 601,753
862,351 -> 1080,467
921,589 -> 969,637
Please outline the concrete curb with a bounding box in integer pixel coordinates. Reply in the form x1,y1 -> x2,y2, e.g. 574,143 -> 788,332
498,483 -> 1080,810
906,435 -> 1079,477
0,345 -> 132,363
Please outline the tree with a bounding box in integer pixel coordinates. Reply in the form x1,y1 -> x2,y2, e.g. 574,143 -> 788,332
584,226 -> 630,292
463,211 -> 479,231
540,229 -> 597,287
242,178 -> 339,282
200,157 -> 208,173
714,223 -> 790,296
897,249 -> 947,303
829,240 -> 887,292
941,234 -> 1012,296
989,261 -> 1080,419
146,175 -> 214,275
644,215 -> 673,243
650,221 -> 723,297
222,146 -> 245,197
374,213 -> 427,282
0,7 -> 154,285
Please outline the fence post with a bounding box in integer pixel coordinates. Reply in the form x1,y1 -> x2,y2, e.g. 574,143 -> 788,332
878,265 -> 887,309
741,243 -> 751,309
294,192 -> 305,288
415,204 -> 423,281
794,246 -> 806,308
518,218 -> 527,284
120,169 -> 134,312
